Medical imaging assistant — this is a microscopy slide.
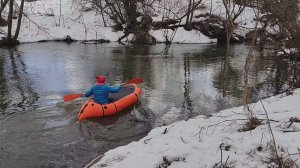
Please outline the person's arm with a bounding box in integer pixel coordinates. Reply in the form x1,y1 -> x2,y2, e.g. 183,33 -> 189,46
83,86 -> 94,97
109,85 -> 121,93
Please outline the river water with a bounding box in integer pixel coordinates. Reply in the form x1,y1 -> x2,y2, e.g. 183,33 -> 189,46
0,42 -> 290,167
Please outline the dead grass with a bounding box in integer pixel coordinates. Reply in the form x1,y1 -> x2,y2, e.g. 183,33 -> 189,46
157,156 -> 185,168
239,117 -> 263,132
267,144 -> 300,168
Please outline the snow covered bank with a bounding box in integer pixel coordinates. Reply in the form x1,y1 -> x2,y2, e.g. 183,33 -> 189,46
0,0 -> 124,43
1,0 -> 257,44
151,28 -> 217,44
91,89 -> 300,168
0,0 -> 216,43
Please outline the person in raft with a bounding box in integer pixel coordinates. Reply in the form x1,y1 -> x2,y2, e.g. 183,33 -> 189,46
83,75 -> 121,104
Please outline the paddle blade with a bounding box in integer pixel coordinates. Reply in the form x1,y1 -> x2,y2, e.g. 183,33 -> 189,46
122,78 -> 144,85
63,93 -> 83,102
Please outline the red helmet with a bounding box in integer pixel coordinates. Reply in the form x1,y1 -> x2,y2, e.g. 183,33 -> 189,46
95,75 -> 106,84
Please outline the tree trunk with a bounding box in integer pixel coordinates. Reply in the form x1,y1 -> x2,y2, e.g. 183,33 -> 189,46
124,0 -> 137,26
0,0 -> 9,13
13,0 -> 24,41
186,0 -> 192,28
106,0 -> 125,24
0,0 -> 9,26
59,0 -> 61,26
0,0 -> 1,25
98,0 -> 107,27
189,0 -> 195,23
7,0 -> 13,41
222,0 -> 233,44
0,0 -> 2,20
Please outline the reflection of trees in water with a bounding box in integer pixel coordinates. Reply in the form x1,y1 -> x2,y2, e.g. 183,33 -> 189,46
111,45 -> 155,88
221,48 -> 230,97
0,48 -> 38,114
179,45 -> 232,115
214,44 -> 299,105
0,54 -> 9,112
179,45 -> 226,117
217,47 -> 241,99
258,53 -> 300,95
106,44 -> 297,123
194,44 -> 238,97
239,46 -> 299,98
180,56 -> 193,120
197,45 -> 242,98
209,45 -> 243,110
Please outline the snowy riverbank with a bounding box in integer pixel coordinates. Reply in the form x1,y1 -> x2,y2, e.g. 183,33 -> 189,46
90,89 -> 300,168
0,0 -> 258,44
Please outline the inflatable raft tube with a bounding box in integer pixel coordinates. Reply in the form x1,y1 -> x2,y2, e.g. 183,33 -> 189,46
77,84 -> 141,121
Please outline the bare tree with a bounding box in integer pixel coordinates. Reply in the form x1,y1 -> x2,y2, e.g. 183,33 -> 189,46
222,0 -> 247,44
260,0 -> 300,59
94,0 -> 107,26
0,0 -> 9,26
13,0 -> 25,41
185,0 -> 200,30
251,0 -> 300,89
0,0 -> 27,45
0,0 -> 9,15
7,0 -> 13,42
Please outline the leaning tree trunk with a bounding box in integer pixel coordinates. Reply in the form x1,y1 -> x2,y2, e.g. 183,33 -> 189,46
0,0 -> 2,22
0,0 -> 9,15
7,0 -> 13,42
13,0 -> 24,42
185,0 -> 192,30
98,0 -> 107,27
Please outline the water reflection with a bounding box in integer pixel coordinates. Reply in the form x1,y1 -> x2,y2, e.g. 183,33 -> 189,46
0,53 -> 8,112
212,46 -> 242,105
0,48 -> 39,115
180,55 -> 193,120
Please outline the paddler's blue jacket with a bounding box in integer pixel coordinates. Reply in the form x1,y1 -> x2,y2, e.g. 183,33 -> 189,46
83,84 -> 121,104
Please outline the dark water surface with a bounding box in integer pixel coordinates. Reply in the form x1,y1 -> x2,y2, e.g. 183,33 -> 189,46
0,42 -> 288,167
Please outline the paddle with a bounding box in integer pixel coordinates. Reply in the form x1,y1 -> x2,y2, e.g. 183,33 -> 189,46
63,93 -> 83,102
63,77 -> 143,102
121,77 -> 143,85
